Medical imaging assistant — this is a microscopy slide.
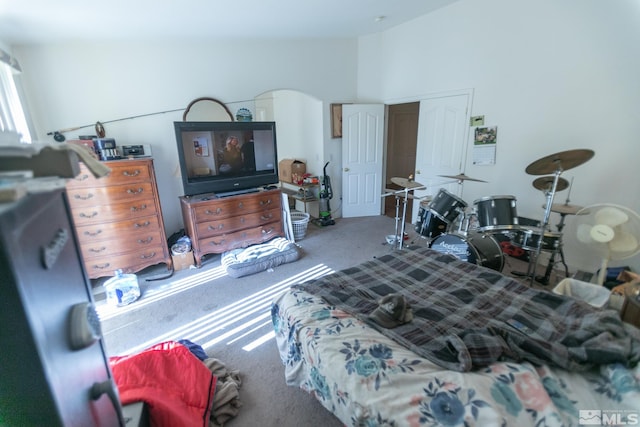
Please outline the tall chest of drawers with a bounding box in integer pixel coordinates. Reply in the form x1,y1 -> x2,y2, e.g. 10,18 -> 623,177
180,189 -> 285,266
66,158 -> 172,279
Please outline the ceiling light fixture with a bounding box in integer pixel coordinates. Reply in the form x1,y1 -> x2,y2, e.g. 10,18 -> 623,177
375,16 -> 386,23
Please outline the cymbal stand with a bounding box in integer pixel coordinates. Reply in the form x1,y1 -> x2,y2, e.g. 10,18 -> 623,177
536,213 -> 570,285
536,179 -> 574,284
526,169 -> 562,285
391,188 -> 411,250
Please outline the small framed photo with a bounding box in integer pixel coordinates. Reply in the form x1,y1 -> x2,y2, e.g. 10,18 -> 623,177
330,103 -> 343,138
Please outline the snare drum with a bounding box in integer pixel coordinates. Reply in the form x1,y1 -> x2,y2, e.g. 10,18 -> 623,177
415,206 -> 448,238
513,228 -> 561,252
473,195 -> 519,232
429,189 -> 468,224
429,231 -> 504,272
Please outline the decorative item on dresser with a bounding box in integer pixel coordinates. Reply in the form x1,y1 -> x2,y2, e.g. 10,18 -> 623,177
180,188 -> 285,267
66,158 -> 172,279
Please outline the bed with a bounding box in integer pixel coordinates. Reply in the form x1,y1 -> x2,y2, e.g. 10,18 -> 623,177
271,246 -> 640,426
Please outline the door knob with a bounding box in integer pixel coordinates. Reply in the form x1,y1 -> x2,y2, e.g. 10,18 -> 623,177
344,167 -> 350,172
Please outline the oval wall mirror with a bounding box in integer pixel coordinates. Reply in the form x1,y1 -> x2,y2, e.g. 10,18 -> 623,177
183,97 -> 234,121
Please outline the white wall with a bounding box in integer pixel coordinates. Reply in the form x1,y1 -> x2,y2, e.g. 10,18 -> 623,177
9,0 -> 640,275
13,39 -> 357,233
357,0 -> 640,274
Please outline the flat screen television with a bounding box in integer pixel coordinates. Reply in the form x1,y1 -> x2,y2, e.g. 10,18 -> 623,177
173,121 -> 279,197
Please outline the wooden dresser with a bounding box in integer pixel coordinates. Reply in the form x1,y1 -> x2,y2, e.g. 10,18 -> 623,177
66,158 -> 172,279
180,189 -> 284,266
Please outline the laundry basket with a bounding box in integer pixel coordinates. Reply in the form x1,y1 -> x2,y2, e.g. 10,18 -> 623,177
290,212 -> 310,240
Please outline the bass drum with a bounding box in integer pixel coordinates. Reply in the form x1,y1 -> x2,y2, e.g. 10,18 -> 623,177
429,232 -> 504,272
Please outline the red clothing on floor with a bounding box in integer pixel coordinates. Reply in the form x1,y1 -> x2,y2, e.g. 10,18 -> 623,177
110,341 -> 217,427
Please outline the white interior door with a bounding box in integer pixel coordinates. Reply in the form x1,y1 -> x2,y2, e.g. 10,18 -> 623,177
411,93 -> 471,223
341,104 -> 385,218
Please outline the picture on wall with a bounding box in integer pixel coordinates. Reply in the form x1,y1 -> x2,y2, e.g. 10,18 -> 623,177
331,103 -> 343,138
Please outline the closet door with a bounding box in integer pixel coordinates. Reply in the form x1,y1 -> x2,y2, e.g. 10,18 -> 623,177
412,93 -> 471,223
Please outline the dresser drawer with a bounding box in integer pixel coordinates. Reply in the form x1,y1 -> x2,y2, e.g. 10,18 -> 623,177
192,193 -> 280,223
198,222 -> 282,252
195,207 -> 282,239
75,215 -> 162,245
83,244 -> 167,277
79,230 -> 165,260
68,161 -> 151,189
69,197 -> 157,226
67,182 -> 155,207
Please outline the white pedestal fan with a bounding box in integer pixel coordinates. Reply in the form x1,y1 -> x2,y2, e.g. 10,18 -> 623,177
572,204 -> 640,285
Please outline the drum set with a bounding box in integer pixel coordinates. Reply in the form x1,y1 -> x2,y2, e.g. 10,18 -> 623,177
385,149 -> 595,284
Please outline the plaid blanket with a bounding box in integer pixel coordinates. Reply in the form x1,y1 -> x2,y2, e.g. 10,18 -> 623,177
294,247 -> 640,372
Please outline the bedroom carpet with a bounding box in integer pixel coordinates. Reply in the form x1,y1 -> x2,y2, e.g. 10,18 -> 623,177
92,215 -> 569,427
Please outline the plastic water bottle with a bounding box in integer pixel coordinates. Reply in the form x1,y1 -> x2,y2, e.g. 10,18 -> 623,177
103,269 -> 140,307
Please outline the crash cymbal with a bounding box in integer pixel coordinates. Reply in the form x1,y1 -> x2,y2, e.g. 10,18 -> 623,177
543,203 -> 586,215
437,173 -> 487,183
391,176 -> 425,189
532,176 -> 569,192
525,149 -> 595,175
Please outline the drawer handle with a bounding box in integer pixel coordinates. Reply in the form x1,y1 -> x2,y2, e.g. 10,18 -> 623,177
130,204 -> 147,212
89,246 -> 107,253
262,227 -> 275,235
208,224 -> 224,231
79,211 -> 98,218
42,228 -> 69,269
260,213 -> 273,221
137,237 -> 153,244
140,251 -> 156,259
126,188 -> 144,194
84,229 -> 102,237
74,193 -> 94,200
92,263 -> 111,270
260,199 -> 273,206
205,208 -> 222,215
238,202 -> 244,208
211,239 -> 226,246
122,170 -> 141,177
134,221 -> 151,228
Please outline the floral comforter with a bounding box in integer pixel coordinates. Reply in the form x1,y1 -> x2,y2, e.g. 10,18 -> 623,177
271,254 -> 640,426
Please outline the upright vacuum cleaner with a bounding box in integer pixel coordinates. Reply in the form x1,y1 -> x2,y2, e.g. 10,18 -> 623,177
313,161 -> 336,226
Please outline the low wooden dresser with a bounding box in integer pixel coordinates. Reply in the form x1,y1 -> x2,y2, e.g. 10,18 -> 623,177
180,189 -> 284,266
66,158 -> 172,279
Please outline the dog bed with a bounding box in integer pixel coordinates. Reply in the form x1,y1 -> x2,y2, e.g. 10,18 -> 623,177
221,237 -> 301,278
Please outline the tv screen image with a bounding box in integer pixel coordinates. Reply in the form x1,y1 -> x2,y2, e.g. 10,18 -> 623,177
174,121 -> 279,197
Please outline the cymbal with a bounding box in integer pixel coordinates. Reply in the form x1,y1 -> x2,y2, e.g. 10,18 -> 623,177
525,149 -> 594,175
532,176 -> 569,192
543,203 -> 586,215
391,176 -> 425,189
437,173 -> 487,183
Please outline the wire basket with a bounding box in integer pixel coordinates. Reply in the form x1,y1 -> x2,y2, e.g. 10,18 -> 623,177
290,212 -> 310,240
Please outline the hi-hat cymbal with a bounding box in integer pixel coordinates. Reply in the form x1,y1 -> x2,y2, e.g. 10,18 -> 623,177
391,176 -> 425,189
437,173 -> 487,183
525,149 -> 595,175
532,176 -> 569,192
543,203 -> 586,215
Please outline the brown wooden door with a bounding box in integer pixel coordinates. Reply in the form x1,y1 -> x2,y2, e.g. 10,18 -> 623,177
385,102 -> 419,222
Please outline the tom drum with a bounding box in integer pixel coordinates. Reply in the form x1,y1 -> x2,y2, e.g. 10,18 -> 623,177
429,189 -> 468,224
429,232 -> 504,272
415,206 -> 448,239
473,195 -> 519,232
513,228 -> 562,252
